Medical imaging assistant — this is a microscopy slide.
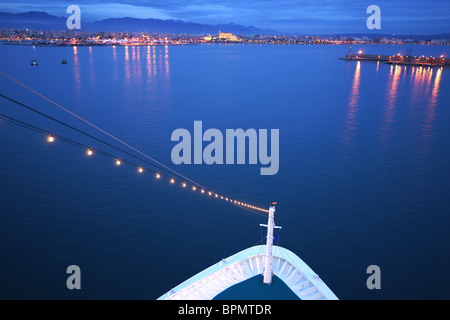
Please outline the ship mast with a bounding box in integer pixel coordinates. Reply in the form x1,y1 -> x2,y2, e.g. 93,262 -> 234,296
261,202 -> 280,285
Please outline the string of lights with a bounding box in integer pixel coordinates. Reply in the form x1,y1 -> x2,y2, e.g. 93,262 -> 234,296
0,70 -> 202,189
0,112 -> 143,168
0,70 -> 270,214
0,110 -> 269,215
0,92 -> 205,188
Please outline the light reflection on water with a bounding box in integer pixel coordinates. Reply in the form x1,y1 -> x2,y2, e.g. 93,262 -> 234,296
0,44 -> 448,299
341,60 -> 360,156
340,59 -> 443,163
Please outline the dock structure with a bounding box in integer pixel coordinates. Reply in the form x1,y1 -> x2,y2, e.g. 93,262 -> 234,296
339,48 -> 449,67
339,53 -> 390,61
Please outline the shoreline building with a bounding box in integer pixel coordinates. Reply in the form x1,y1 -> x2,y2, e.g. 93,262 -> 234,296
217,31 -> 239,42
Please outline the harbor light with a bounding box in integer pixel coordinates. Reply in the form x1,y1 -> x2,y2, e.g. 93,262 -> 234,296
358,50 -> 362,54
87,148 -> 93,156
47,134 -> 54,143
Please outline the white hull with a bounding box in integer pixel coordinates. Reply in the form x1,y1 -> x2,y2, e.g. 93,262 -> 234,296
158,245 -> 338,300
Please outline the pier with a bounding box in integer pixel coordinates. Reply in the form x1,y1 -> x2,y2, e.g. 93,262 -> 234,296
339,48 -> 449,67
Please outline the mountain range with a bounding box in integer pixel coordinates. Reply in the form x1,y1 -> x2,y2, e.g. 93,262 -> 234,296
0,11 -> 275,35
0,11 -> 448,39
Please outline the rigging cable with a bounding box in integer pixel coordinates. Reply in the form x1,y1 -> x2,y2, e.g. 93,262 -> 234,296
0,70 -> 201,189
0,92 -> 203,188
0,111 -> 269,216
0,71 -> 269,214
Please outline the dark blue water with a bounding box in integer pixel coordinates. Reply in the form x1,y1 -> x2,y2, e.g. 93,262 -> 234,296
0,43 -> 449,299
213,275 -> 300,300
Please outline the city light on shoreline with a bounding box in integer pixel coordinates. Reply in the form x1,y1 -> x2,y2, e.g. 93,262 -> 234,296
2,29 -> 449,47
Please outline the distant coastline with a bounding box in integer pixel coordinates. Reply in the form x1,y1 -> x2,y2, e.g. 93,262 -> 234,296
1,29 -> 449,47
0,10 -> 449,48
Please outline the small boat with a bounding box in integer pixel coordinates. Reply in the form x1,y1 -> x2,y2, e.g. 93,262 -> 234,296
30,59 -> 38,66
158,203 -> 338,300
61,59 -> 68,64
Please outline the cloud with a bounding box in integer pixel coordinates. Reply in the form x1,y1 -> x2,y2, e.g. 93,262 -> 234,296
81,3 -> 173,21
0,0 -> 448,34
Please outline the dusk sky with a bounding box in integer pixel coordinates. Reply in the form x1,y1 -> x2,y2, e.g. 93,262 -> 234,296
0,0 -> 449,34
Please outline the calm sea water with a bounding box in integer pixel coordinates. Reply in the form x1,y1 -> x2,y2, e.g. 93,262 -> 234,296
0,43 -> 449,299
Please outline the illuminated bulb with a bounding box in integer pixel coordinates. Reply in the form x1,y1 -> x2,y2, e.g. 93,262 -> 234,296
138,167 -> 143,173
47,135 -> 54,143
115,159 -> 121,166
201,189 -> 205,194
155,173 -> 161,179
170,178 -> 175,183
192,186 -> 196,191
358,50 -> 362,54
87,148 -> 93,156
182,182 -> 186,188
215,194 -> 218,198
208,191 -> 212,196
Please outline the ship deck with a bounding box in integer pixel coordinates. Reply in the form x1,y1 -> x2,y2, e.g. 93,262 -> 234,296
157,245 -> 338,300
213,274 -> 300,300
